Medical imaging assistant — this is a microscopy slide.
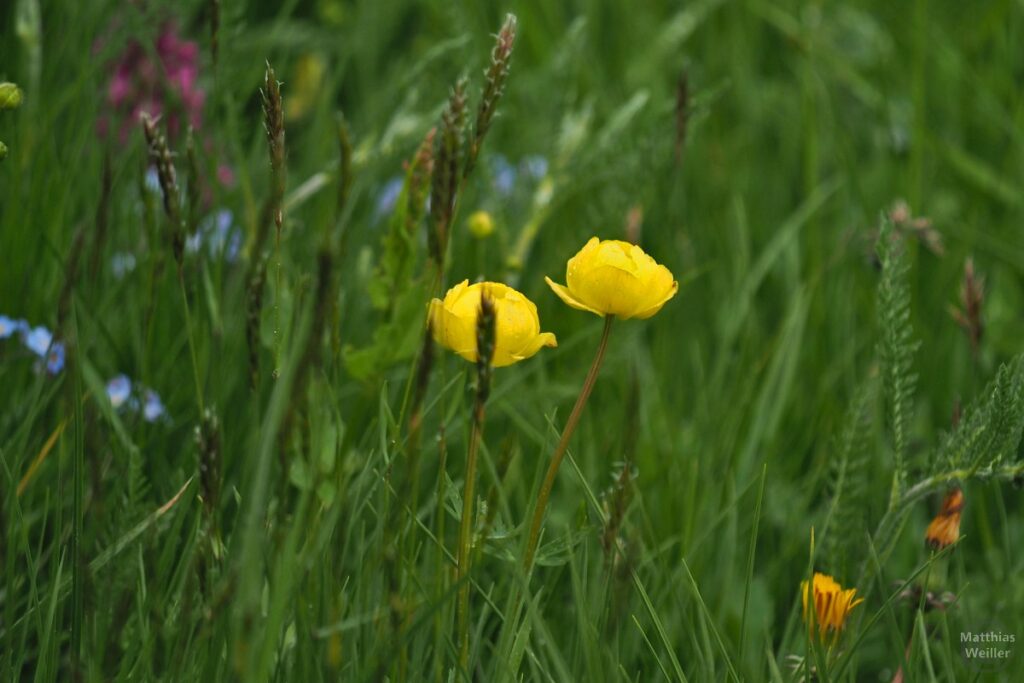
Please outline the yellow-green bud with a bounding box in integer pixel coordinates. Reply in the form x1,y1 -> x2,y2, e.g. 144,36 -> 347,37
467,210 -> 495,239
0,141 -> 7,160
0,83 -> 23,110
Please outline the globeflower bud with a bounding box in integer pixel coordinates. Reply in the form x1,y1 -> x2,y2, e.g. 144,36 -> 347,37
545,237 -> 678,319
429,280 -> 557,367
467,210 -> 495,239
0,83 -> 23,110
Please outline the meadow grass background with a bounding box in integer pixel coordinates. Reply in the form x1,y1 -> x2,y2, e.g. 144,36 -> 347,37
2,0 -> 1024,680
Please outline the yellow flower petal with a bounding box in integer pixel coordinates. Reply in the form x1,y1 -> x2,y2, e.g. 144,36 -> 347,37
508,331 -> 558,365
801,572 -> 862,641
631,279 -> 679,320
430,297 -> 477,362
544,276 -> 604,316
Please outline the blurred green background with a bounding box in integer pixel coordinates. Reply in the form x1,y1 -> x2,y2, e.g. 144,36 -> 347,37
2,0 -> 1023,680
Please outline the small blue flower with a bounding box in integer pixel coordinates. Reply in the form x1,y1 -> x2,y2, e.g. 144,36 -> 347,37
143,389 -> 166,422
491,155 -> 516,195
24,326 -> 53,357
185,232 -> 203,255
375,177 -> 404,221
144,166 -> 161,194
522,155 -> 549,179
106,374 -> 132,408
207,210 -> 240,261
0,315 -> 28,339
45,342 -> 65,375
187,209 -> 240,262
110,252 -> 137,279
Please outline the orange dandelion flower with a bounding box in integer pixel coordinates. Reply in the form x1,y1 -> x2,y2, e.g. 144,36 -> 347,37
801,572 -> 863,640
925,488 -> 964,550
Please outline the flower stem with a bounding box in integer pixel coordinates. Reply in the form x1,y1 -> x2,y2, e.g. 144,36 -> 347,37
523,315 -> 613,571
456,402 -> 486,671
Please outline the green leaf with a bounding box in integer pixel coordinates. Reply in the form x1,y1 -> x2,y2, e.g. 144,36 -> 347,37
343,282 -> 428,380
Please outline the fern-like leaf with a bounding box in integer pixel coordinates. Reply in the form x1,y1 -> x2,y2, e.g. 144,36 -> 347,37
876,217 -> 919,506
934,355 -> 1024,476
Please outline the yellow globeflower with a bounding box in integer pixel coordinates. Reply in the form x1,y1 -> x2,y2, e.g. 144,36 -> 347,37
801,572 -> 863,640
545,237 -> 678,319
429,280 -> 557,367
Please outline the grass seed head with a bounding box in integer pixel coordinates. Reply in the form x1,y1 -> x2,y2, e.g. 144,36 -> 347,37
475,288 -> 496,405
195,407 -> 222,514
465,13 -> 517,177
428,79 -> 467,265
245,253 -> 268,390
141,112 -> 185,267
261,61 -> 286,231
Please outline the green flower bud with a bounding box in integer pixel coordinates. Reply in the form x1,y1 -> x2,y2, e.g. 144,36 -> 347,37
0,141 -> 7,160
0,83 -> 23,110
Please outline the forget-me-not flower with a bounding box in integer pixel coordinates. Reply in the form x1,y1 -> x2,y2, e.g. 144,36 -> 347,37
143,389 -> 166,422
45,343 -> 65,375
144,166 -> 161,194
110,252 -> 137,279
107,374 -> 132,408
374,176 -> 404,221
0,315 -> 28,339
186,209 -> 240,262
24,326 -> 53,357
491,155 -> 516,195
522,155 -> 549,179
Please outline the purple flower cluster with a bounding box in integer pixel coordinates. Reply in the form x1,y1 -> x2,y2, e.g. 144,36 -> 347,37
99,21 -> 204,144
